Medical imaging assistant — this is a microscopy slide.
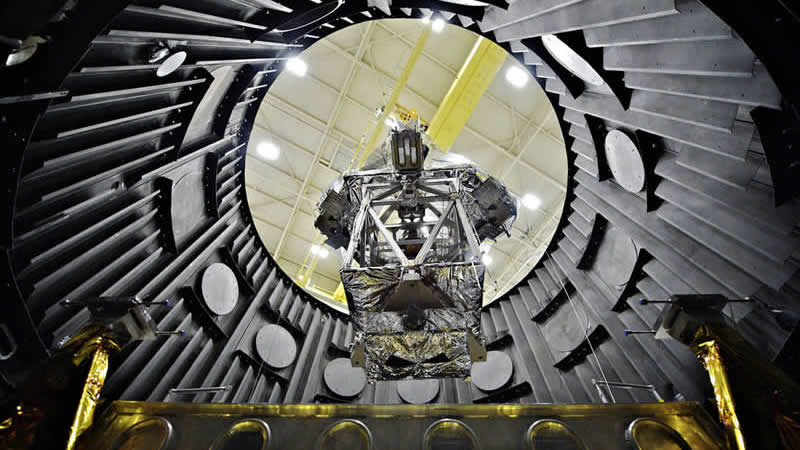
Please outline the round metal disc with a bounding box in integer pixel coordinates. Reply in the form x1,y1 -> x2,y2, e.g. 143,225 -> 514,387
397,379 -> 439,404
255,324 -> 296,369
324,358 -> 367,397
593,224 -> 639,295
171,171 -> 206,244
604,129 -> 646,193
470,350 -> 513,392
201,263 -> 239,316
156,51 -> 186,77
542,34 -> 605,87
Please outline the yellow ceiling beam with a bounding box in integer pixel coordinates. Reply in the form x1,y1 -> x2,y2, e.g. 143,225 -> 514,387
427,36 -> 507,152
352,27 -> 431,169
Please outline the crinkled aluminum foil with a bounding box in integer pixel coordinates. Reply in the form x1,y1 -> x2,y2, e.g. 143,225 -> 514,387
364,331 -> 471,379
343,265 -> 485,380
340,267 -> 404,328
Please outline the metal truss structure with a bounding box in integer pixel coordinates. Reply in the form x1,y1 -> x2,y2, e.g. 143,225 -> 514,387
316,124 -> 517,380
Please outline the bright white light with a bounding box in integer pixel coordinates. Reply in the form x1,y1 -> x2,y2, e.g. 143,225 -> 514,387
505,65 -> 529,89
257,141 -> 280,160
431,17 -> 446,33
385,117 -> 395,127
311,244 -> 329,259
522,193 -> 542,210
481,253 -> 493,265
480,242 -> 491,253
286,57 -> 308,77
421,15 -> 431,24
298,274 -> 304,280
447,153 -> 471,165
421,226 -> 430,236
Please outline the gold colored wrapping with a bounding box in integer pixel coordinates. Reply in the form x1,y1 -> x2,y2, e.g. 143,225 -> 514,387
776,413 -> 800,450
691,328 -> 746,450
66,337 -> 119,450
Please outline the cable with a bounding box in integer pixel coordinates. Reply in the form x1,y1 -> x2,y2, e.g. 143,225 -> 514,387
546,249 -> 616,404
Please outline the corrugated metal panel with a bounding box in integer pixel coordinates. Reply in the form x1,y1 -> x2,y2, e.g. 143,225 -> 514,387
2,0 -> 797,410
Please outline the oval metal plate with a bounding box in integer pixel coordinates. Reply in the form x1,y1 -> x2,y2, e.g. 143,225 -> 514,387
471,350 -> 513,392
255,324 -> 297,369
397,379 -> 439,404
201,263 -> 239,316
542,34 -> 605,87
605,129 -> 646,193
324,358 -> 367,397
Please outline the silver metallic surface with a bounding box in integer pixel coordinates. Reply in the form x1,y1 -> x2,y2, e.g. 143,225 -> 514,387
324,358 -> 367,397
201,263 -> 239,316
471,350 -> 513,392
604,129 -> 646,192
255,324 -> 296,369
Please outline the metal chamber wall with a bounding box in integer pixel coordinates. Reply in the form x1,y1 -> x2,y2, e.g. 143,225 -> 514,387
1,0 -> 798,406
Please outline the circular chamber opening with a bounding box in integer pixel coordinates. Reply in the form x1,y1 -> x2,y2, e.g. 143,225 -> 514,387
113,417 -> 174,450
315,419 -> 373,450
626,418 -> 692,450
423,419 -> 480,450
525,419 -> 586,450
245,19 -> 567,311
209,419 -> 272,450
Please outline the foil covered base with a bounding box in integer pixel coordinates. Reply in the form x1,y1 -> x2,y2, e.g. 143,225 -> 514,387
363,331 -> 471,380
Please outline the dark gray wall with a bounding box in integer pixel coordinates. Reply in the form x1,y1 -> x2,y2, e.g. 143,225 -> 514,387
1,0 -> 798,407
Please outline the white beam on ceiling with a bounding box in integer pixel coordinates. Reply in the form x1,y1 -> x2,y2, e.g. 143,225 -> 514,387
375,22 -> 563,145
273,22 -> 379,260
499,109 -> 555,180
317,37 -> 567,192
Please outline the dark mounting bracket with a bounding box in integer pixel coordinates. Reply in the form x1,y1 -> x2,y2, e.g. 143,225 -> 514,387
523,31 -> 632,109
531,280 -> 576,323
554,325 -> 610,371
576,214 -> 608,270
611,249 -> 653,312
473,381 -> 532,404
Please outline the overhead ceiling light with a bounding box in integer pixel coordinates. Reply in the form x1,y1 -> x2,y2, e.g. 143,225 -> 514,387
480,242 -> 491,253
541,34 -> 604,87
298,274 -> 304,280
481,253 -> 493,265
431,17 -> 446,33
447,153 -> 471,165
257,141 -> 280,160
385,117 -> 395,127
421,15 -> 431,25
521,193 -> 541,210
505,65 -> 529,89
286,57 -> 308,77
